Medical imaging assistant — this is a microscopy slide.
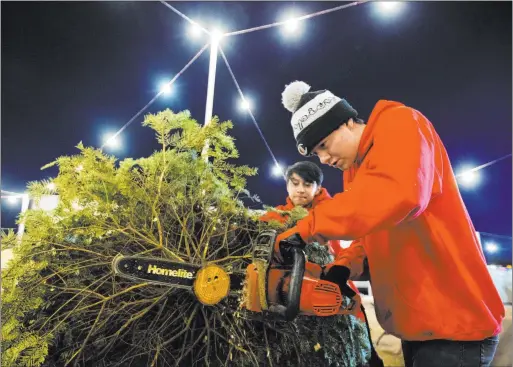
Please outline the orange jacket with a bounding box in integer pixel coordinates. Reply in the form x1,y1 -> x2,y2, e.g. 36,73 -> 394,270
260,187 -> 344,257
294,100 -> 505,341
260,188 -> 365,321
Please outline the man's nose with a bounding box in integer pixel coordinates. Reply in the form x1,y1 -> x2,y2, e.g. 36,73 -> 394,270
318,152 -> 330,165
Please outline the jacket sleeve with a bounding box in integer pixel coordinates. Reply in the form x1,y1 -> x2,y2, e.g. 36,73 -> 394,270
296,106 -> 442,242
259,205 -> 288,223
327,239 -> 366,279
259,211 -> 285,223
327,240 -> 342,257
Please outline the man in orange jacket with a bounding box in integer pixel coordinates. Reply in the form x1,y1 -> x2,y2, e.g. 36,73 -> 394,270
274,81 -> 505,367
260,161 -> 385,367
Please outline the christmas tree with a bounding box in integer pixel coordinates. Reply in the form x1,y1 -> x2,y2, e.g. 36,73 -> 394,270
1,109 -> 370,366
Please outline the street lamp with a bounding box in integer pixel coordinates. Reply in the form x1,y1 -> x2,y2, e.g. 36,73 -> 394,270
202,29 -> 225,160
485,242 -> 499,254
159,80 -> 173,96
272,163 -> 284,178
284,18 -> 299,32
7,196 -> 18,205
239,97 -> 252,112
210,29 -> 224,43
35,195 -> 60,212
456,165 -> 481,189
188,23 -> 203,39
373,2 -> 405,18
280,11 -> 304,38
103,132 -> 121,151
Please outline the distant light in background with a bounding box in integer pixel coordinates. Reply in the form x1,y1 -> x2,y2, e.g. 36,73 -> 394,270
103,132 -> 121,150
7,196 -> 18,205
373,1 -> 406,18
239,97 -> 253,112
456,165 -> 481,189
36,195 -> 60,212
271,163 -> 284,178
280,11 -> 304,38
284,18 -> 299,32
1,249 -> 13,269
46,182 -> 56,191
210,29 -> 225,43
485,242 -> 499,254
159,80 -> 173,96
188,23 -> 203,39
71,199 -> 84,211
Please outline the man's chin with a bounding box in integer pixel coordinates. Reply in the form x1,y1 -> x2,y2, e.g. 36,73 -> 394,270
337,162 -> 353,171
293,199 -> 310,207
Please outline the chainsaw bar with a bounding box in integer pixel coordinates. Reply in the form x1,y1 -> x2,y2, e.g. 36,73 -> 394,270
112,255 -> 246,295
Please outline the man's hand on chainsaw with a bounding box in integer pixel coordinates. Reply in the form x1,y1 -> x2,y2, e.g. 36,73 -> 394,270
273,229 -> 307,263
321,265 -> 351,290
273,225 -> 329,263
310,233 -> 329,246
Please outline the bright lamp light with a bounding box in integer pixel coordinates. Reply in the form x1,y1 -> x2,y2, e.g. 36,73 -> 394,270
210,29 -> 224,43
239,97 -> 252,112
188,23 -> 203,39
159,81 -> 173,96
456,166 -> 481,189
374,2 -> 405,18
280,11 -> 304,37
272,163 -> 284,178
103,133 -> 121,150
37,195 -> 60,212
7,196 -> 18,204
485,242 -> 499,254
284,18 -> 299,32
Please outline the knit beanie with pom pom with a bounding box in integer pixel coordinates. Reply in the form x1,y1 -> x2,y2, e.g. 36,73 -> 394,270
281,81 -> 358,156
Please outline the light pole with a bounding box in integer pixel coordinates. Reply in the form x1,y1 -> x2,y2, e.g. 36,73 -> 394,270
201,32 -> 222,160
16,194 -> 30,243
1,190 -> 30,242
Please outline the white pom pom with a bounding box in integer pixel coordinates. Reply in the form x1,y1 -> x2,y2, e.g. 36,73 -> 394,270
281,81 -> 311,113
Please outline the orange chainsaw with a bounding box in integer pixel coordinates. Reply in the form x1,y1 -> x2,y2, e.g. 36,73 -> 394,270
112,230 -> 361,321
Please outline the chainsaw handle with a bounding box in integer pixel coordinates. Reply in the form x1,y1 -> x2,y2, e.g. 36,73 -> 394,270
272,247 -> 305,321
253,230 -> 277,264
287,247 -> 305,320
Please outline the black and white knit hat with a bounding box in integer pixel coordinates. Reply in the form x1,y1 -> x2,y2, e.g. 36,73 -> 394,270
281,81 -> 358,156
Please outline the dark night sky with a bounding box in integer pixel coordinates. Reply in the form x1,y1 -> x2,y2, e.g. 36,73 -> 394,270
2,2 -> 512,259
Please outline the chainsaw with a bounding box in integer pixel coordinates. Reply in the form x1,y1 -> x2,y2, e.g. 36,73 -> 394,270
112,230 -> 361,321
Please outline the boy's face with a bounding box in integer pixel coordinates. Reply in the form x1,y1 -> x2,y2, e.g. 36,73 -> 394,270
312,119 -> 362,171
286,173 -> 321,207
